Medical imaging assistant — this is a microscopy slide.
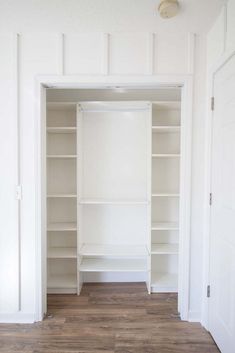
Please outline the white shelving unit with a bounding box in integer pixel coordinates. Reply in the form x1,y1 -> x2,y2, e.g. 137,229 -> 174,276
152,126 -> 180,133
45,99 -> 181,296
80,244 -> 148,257
47,155 -> 77,158
152,154 -> 180,158
79,199 -> 149,205
47,127 -> 77,133
46,103 -> 78,294
151,273 -> 178,292
152,193 -> 180,197
151,222 -> 179,230
77,101 -> 151,292
151,101 -> 181,292
151,243 -> 178,254
80,258 -> 147,272
47,222 -> 77,231
47,247 -> 77,258
47,274 -> 77,292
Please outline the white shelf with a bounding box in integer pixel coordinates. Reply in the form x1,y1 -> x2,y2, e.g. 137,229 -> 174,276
47,102 -> 77,111
152,101 -> 181,110
47,222 -> 77,231
47,194 -> 77,198
47,274 -> 77,289
47,127 -> 76,133
152,126 -> 180,133
80,258 -> 147,272
151,272 -> 178,292
151,222 -> 179,230
47,155 -> 77,159
151,243 -> 178,255
79,199 -> 149,205
152,154 -> 180,158
48,247 -> 77,259
152,193 -> 179,197
80,244 -> 148,257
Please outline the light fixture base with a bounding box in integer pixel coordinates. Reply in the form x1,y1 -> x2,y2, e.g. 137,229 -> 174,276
158,0 -> 179,19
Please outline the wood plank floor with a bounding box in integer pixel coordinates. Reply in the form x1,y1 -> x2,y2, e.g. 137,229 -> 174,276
0,283 -> 220,353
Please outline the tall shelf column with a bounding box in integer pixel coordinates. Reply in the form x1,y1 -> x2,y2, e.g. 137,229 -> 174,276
46,103 -> 78,294
150,101 -> 181,293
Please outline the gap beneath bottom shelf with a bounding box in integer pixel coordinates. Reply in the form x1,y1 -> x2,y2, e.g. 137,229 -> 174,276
47,274 -> 77,294
151,272 -> 178,293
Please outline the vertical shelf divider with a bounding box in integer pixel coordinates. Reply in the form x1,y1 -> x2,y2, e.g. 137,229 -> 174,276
77,104 -> 83,294
150,101 -> 181,293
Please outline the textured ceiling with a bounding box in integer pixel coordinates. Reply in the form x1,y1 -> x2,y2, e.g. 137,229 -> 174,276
0,0 -> 225,34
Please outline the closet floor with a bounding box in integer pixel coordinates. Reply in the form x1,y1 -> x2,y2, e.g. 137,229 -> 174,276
0,283 -> 219,353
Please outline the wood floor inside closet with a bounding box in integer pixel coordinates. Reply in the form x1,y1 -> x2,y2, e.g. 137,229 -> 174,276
0,283 -> 219,353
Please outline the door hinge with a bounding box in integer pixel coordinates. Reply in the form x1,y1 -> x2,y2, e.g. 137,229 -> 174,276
15,185 -> 22,200
207,285 -> 211,298
211,97 -> 215,111
209,193 -> 212,206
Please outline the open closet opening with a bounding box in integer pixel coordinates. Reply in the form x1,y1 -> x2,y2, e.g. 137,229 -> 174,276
43,86 -> 184,314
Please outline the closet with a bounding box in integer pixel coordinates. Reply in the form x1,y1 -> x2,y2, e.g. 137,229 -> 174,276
46,95 -> 181,295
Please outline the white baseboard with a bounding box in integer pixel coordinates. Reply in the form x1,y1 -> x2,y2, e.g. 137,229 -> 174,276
0,312 -> 35,323
188,310 -> 201,322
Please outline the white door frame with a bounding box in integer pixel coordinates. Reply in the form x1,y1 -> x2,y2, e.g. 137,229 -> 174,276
34,74 -> 193,322
202,49 -> 235,329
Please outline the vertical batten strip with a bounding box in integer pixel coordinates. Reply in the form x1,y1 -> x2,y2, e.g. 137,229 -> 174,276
13,33 -> 21,311
223,4 -> 227,54
153,33 -> 157,74
187,33 -> 195,75
102,33 -> 109,75
58,33 -> 65,75
147,33 -> 154,75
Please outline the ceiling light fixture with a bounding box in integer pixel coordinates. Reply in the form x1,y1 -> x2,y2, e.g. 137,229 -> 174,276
158,0 -> 180,19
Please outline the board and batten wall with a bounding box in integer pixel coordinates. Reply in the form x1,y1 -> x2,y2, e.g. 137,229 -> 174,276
0,29 -> 208,322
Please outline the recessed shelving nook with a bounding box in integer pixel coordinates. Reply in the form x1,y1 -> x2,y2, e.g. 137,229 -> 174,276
46,102 -> 78,294
151,101 -> 181,293
45,98 -> 181,295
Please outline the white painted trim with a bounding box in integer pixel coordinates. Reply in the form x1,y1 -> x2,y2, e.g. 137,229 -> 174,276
188,310 -> 201,322
188,33 -> 195,75
223,4 -> 227,54
35,74 -> 193,322
37,74 -> 191,87
34,81 -> 47,321
178,76 -> 193,321
153,33 -> 157,74
58,33 -> 65,75
202,37 -> 235,329
0,313 -> 36,324
77,105 -> 84,294
102,33 -> 109,75
147,103 -> 152,294
147,33 -> 154,75
201,68 -> 214,329
13,33 -> 21,312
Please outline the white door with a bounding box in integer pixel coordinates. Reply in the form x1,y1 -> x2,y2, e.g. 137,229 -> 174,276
209,54 -> 235,352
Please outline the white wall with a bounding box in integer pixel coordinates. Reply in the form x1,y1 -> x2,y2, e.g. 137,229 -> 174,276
0,0 -> 224,323
207,1 -> 235,70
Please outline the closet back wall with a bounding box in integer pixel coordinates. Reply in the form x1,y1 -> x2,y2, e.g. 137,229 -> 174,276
0,0 -> 222,323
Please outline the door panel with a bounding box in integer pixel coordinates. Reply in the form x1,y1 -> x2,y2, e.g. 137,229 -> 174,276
209,54 -> 235,353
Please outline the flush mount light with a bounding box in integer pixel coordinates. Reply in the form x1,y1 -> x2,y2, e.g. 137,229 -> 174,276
158,0 -> 180,19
